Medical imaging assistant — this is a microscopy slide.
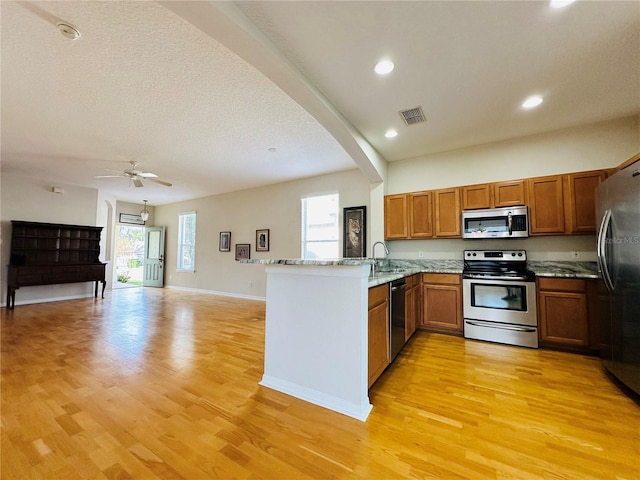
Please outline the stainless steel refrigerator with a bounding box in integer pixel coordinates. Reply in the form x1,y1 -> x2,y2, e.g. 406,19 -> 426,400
596,162 -> 640,396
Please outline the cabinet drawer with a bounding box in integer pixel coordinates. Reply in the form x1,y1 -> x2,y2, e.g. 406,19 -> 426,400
368,284 -> 389,309
538,277 -> 586,292
422,273 -> 460,285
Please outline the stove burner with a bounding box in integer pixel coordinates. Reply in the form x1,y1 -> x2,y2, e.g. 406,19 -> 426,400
463,249 -> 534,281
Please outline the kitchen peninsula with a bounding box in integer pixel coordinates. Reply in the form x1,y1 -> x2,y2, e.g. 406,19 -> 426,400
244,257 -> 599,420
243,258 -> 375,421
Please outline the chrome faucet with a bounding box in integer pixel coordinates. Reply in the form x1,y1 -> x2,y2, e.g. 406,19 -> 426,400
371,241 -> 389,276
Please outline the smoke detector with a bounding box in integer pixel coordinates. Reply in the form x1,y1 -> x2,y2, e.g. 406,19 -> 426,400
57,23 -> 81,40
399,106 -> 427,126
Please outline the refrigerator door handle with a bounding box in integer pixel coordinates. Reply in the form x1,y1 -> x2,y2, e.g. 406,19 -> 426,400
597,208 -> 614,291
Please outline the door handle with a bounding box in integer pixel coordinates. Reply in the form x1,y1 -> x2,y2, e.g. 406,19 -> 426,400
596,209 -> 614,291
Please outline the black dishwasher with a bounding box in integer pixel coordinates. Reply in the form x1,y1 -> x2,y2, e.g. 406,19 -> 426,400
389,278 -> 406,361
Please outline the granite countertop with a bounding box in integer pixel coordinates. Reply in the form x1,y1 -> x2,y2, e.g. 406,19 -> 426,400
527,261 -> 599,279
368,259 -> 463,287
241,258 -> 375,266
242,257 -> 600,286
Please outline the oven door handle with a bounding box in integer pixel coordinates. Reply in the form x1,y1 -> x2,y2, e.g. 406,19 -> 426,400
465,320 -> 537,333
463,274 -> 530,281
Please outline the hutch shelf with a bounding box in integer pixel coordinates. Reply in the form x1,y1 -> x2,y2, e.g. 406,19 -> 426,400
7,220 -> 107,309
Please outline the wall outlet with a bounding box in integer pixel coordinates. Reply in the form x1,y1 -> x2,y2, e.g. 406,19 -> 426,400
418,251 -> 424,258
572,250 -> 580,259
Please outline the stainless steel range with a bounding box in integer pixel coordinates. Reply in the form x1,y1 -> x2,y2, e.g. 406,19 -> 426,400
462,250 -> 538,348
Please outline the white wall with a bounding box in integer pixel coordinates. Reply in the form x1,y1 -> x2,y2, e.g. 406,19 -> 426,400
384,116 -> 640,261
155,169 -> 370,299
1,173 -> 102,306
388,116 -> 639,193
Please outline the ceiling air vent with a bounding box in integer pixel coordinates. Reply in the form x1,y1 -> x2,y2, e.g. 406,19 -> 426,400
399,106 -> 426,126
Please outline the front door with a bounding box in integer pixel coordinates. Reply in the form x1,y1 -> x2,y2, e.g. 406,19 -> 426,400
143,226 -> 165,287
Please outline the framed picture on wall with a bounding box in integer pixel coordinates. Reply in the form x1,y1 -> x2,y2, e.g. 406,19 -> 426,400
235,243 -> 250,261
219,232 -> 231,252
256,229 -> 270,252
343,206 -> 366,258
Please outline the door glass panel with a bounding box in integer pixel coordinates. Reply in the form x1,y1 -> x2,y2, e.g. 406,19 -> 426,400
472,283 -> 527,311
147,230 -> 160,260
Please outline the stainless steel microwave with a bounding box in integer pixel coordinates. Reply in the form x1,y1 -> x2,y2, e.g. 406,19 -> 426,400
462,206 -> 529,239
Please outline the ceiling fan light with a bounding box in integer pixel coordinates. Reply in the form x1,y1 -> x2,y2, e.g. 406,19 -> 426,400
140,200 -> 150,221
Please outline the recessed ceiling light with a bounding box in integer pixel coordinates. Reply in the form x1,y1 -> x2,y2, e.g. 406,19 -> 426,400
374,60 -> 395,75
522,95 -> 544,109
550,0 -> 576,8
385,129 -> 398,138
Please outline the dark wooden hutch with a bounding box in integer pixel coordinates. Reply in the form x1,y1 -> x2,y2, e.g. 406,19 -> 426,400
6,220 -> 107,309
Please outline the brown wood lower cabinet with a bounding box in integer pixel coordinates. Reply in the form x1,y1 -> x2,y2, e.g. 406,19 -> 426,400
537,277 -> 600,353
405,274 -> 420,341
368,284 -> 389,387
420,273 -> 462,335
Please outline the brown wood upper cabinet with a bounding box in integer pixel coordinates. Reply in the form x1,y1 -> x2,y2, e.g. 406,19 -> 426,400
527,175 -> 566,235
494,180 -> 527,207
528,170 -> 605,235
462,183 -> 492,210
409,191 -> 433,238
434,188 -> 461,237
462,180 -> 526,210
384,194 -> 408,239
384,188 -> 460,239
386,168 -> 606,240
564,170 -> 607,234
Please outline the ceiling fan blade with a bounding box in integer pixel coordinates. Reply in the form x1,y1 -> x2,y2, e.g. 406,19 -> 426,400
146,178 -> 172,187
94,174 -> 126,178
138,172 -> 158,178
133,178 -> 144,188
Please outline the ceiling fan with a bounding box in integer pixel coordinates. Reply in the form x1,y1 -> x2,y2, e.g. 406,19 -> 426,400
95,161 -> 172,188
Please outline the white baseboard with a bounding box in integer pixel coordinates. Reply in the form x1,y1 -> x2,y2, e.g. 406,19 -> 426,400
165,285 -> 265,302
1,293 -> 97,308
260,374 -> 372,422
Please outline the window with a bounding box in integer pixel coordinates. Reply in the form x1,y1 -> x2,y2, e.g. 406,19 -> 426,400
177,212 -> 196,271
301,193 -> 339,259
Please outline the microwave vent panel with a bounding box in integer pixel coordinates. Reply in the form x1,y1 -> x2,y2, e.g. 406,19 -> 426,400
399,106 -> 426,126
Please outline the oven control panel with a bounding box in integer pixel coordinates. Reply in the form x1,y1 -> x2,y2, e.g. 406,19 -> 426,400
464,250 -> 526,261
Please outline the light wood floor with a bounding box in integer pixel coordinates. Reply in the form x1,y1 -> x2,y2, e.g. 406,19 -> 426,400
2,288 -> 639,479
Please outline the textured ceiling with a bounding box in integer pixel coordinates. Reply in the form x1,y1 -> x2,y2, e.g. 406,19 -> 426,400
1,1 -> 358,205
2,1 -> 639,206
236,0 -> 640,161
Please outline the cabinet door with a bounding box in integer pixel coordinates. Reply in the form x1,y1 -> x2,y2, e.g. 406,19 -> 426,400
434,188 -> 461,237
493,180 -> 526,207
421,283 -> 462,334
539,291 -> 588,348
384,194 -> 408,239
527,175 -> 565,235
405,284 -> 419,341
564,170 -> 606,234
368,300 -> 389,387
409,191 -> 433,238
462,184 -> 492,210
